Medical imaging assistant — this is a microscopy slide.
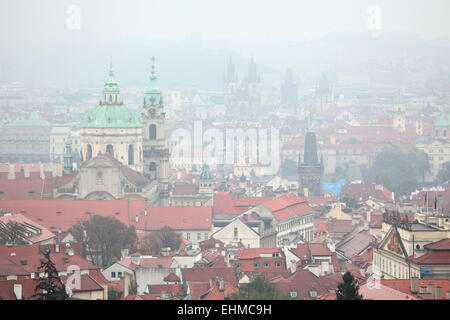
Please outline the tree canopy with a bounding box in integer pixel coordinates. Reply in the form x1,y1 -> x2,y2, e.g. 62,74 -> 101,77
70,214 -> 137,268
435,161 -> 450,184
231,274 -> 289,300
139,226 -> 181,255
362,146 -> 429,199
280,158 -> 298,177
336,271 -> 363,300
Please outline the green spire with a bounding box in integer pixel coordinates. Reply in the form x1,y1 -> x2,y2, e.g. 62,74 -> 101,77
200,163 -> 213,181
103,56 -> 119,93
144,56 -> 162,107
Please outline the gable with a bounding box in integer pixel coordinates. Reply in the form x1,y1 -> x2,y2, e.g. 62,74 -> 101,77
212,218 -> 260,239
82,156 -> 118,168
379,225 -> 409,259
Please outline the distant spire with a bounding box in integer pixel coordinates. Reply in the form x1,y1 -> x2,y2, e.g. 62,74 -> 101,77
151,56 -> 156,80
109,56 -> 114,75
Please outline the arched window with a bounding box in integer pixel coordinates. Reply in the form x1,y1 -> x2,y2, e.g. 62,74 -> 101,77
149,162 -> 157,171
96,171 -> 103,185
109,95 -> 112,102
106,144 -> 114,157
128,144 -> 134,165
87,144 -> 92,160
149,124 -> 157,140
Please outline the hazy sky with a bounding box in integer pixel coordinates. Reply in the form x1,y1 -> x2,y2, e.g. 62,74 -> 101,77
1,0 -> 450,44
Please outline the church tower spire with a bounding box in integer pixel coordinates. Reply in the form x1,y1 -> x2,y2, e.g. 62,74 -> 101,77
101,57 -> 121,105
141,56 -> 170,206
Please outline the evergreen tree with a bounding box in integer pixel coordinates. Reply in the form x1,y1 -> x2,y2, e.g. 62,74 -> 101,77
336,272 -> 363,300
32,250 -> 69,300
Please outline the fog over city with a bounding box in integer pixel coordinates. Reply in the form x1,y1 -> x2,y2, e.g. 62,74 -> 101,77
0,0 -> 449,305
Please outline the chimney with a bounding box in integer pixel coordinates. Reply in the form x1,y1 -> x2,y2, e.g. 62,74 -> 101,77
131,255 -> 141,266
427,282 -> 434,295
410,277 -> 419,294
291,260 -> 297,274
435,286 -> 442,299
121,249 -> 129,260
39,163 -> 45,179
24,164 -> 31,178
14,284 -> 22,300
219,278 -> 224,292
123,274 -> 130,298
8,164 -> 15,180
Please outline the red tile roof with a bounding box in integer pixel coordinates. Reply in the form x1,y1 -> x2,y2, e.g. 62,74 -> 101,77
201,281 -> 238,300
182,267 -> 237,288
424,239 -> 450,251
148,283 -> 184,296
410,251 -> 450,265
144,206 -> 212,231
163,272 -> 180,282
0,199 -> 149,232
382,279 -> 450,299
0,214 -> 56,244
237,248 -> 283,260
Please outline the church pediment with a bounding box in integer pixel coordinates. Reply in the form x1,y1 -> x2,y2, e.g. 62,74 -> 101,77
379,226 -> 408,259
82,155 -> 119,168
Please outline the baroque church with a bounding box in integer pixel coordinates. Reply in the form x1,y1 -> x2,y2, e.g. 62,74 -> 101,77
75,57 -> 169,204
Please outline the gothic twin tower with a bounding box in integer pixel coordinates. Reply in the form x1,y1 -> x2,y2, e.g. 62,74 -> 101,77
80,57 -> 169,205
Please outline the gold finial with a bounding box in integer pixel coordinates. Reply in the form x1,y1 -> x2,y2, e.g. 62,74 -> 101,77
109,56 -> 113,73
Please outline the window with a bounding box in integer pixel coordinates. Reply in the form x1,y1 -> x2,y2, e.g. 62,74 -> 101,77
309,291 -> 317,298
118,272 -> 122,278
197,233 -> 201,240
204,233 -> 208,240
275,262 -> 282,268
234,227 -> 238,240
290,291 -> 298,298
264,262 -> 270,269
254,262 -> 260,269
186,233 -> 190,240
128,144 -> 134,165
111,272 -> 116,278
106,144 -> 114,157
149,124 -> 157,140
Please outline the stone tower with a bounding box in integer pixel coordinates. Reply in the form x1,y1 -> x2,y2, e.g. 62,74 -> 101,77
224,57 -> 238,107
281,67 -> 298,112
315,73 -> 332,113
141,57 -> 170,206
298,132 -> 324,197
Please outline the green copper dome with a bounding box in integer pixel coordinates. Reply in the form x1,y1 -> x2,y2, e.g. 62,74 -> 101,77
81,58 -> 142,129
434,113 -> 450,127
81,104 -> 141,128
6,111 -> 50,127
